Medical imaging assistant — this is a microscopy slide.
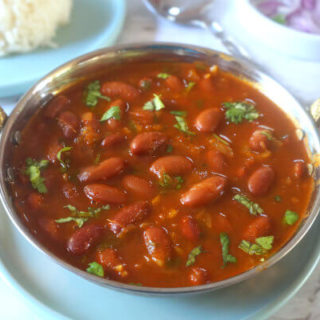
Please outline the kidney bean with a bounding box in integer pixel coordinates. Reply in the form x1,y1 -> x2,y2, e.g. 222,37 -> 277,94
129,110 -> 155,125
165,75 -> 184,92
106,99 -> 126,130
195,108 -> 223,133
293,161 -> 307,179
206,150 -> 226,172
44,95 -> 70,118
122,175 -> 156,199
46,140 -> 62,163
80,112 -> 101,145
249,130 -> 271,152
150,156 -> 193,178
130,132 -> 168,156
84,184 -> 126,204
67,224 -> 104,255
78,157 -> 125,183
144,226 -> 172,267
96,248 -> 128,278
101,81 -> 140,101
57,111 -> 80,139
101,133 -> 125,148
180,175 -> 227,207
242,216 -> 271,242
109,201 -> 151,234
181,216 -> 200,241
248,166 -> 275,196
189,267 -> 208,286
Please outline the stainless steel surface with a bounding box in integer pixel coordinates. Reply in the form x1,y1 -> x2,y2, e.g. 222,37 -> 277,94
0,43 -> 320,295
143,0 -> 251,61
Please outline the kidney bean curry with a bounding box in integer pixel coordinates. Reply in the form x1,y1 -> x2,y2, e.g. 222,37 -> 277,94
11,61 -> 313,287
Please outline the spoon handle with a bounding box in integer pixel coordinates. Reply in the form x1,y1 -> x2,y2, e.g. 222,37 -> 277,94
205,20 -> 250,59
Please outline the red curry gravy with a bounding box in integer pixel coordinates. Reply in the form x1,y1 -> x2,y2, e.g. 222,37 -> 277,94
11,61 -> 313,287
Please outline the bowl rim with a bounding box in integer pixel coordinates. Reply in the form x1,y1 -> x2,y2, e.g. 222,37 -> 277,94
0,42 -> 320,295
246,0 -> 320,40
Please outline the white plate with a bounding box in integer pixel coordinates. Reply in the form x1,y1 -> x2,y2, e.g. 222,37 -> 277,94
0,0 -> 126,97
0,202 -> 320,320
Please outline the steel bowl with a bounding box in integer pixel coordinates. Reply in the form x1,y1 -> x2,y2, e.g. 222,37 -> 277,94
0,43 -> 320,295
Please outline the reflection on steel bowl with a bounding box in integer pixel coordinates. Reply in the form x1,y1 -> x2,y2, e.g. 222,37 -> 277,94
0,43 -> 320,295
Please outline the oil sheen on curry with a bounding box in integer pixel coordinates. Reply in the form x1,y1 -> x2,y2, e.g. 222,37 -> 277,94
11,61 -> 313,288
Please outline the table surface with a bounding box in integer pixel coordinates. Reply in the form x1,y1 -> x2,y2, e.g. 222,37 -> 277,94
1,0 -> 320,319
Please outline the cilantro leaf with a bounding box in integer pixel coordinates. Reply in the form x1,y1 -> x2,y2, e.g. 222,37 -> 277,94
283,210 -> 299,226
100,106 -> 121,122
220,232 -> 237,267
239,236 -> 274,255
174,116 -> 195,136
274,195 -> 282,202
143,94 -> 165,111
55,217 -> 88,228
25,158 -> 49,193
57,204 -> 110,228
85,80 -> 110,107
166,145 -> 173,153
86,262 -> 104,277
186,245 -> 203,267
185,81 -> 196,93
223,101 -> 259,124
170,110 -> 187,117
233,194 -> 264,215
157,73 -> 170,79
272,14 -> 286,25
159,173 -> 184,189
260,130 -> 274,141
56,146 -> 72,171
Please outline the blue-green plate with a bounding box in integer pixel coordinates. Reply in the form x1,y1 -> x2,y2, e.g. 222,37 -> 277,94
0,201 -> 320,320
0,0 -> 126,97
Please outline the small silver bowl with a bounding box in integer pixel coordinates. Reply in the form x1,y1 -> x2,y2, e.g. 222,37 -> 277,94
0,43 -> 320,295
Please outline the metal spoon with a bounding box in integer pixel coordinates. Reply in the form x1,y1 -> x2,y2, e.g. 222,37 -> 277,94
143,0 -> 251,61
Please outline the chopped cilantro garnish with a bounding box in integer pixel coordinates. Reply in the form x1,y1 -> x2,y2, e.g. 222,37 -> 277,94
170,110 -> 187,117
186,245 -> 203,267
174,116 -> 195,136
185,81 -> 196,93
143,94 -> 165,111
56,146 -> 72,171
94,153 -> 101,165
55,216 -> 88,228
100,106 -> 121,122
140,79 -> 151,90
157,73 -> 170,79
175,176 -> 184,190
274,195 -> 282,202
239,236 -> 274,256
25,158 -> 49,194
233,194 -> 264,215
223,101 -> 259,124
166,145 -> 173,153
213,134 -> 229,145
159,173 -> 173,188
86,262 -> 104,277
283,210 -> 299,226
220,232 -> 237,267
159,173 -> 184,189
260,130 -> 274,141
85,80 -> 110,107
56,204 -> 110,227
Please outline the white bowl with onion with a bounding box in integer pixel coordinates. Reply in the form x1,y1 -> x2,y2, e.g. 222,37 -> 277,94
235,0 -> 320,61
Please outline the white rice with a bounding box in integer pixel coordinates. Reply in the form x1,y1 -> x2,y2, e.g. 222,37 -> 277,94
0,0 -> 73,56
